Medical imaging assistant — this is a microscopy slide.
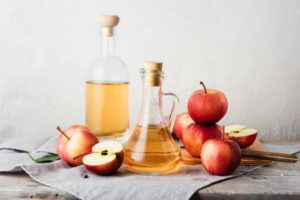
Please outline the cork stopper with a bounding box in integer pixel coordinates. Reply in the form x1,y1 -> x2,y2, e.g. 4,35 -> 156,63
144,61 -> 163,72
143,61 -> 163,86
97,15 -> 120,37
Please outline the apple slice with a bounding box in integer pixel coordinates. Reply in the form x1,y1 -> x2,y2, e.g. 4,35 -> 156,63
83,141 -> 123,175
225,125 -> 246,133
93,141 -> 123,153
92,141 -> 124,163
83,153 -> 120,175
225,125 -> 257,148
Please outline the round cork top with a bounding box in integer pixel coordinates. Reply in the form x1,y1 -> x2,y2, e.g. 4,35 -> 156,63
144,61 -> 163,72
143,62 -> 163,86
97,15 -> 120,27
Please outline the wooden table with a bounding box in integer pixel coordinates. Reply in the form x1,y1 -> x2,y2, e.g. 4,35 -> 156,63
0,142 -> 299,200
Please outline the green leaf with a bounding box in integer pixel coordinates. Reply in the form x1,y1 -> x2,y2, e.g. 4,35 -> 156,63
26,153 -> 61,163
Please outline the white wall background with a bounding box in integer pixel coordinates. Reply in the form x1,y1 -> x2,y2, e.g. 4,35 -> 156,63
0,0 -> 299,142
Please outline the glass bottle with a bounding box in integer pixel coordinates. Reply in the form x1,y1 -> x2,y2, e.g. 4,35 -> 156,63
124,62 -> 181,175
86,15 -> 129,138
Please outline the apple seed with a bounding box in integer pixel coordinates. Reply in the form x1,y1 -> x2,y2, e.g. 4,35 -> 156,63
101,150 -> 108,156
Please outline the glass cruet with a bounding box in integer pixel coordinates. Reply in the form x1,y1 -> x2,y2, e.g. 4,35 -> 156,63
124,61 -> 181,175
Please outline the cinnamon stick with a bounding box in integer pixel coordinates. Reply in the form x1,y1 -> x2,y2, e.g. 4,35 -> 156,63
241,158 -> 272,166
242,149 -> 297,159
242,149 -> 298,163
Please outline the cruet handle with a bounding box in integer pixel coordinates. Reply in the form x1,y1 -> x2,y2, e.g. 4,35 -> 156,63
162,92 -> 180,132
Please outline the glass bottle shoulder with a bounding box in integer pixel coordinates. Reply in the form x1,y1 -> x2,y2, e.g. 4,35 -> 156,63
87,56 -> 129,84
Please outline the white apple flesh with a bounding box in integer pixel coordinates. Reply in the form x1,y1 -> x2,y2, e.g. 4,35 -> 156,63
225,125 -> 257,148
92,141 -> 123,154
225,125 -> 246,133
83,141 -> 123,175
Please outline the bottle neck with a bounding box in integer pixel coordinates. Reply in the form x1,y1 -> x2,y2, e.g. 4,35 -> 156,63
102,34 -> 116,57
138,80 -> 165,127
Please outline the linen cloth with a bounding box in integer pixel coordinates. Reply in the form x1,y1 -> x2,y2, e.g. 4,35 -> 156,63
0,136 -> 299,200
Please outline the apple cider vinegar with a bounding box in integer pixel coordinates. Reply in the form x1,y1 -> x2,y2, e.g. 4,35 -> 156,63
86,81 -> 129,138
123,62 -> 181,175
86,15 -> 129,138
124,125 -> 181,174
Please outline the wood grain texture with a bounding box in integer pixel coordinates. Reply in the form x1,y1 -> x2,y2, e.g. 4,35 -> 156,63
0,172 -> 77,200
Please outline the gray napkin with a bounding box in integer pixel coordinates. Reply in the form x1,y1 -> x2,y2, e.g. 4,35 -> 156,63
35,135 -> 58,154
0,136 -> 54,172
0,136 -> 299,200
0,136 -> 50,152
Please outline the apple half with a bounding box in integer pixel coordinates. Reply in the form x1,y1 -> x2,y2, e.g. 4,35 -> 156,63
225,125 -> 257,148
83,141 -> 123,175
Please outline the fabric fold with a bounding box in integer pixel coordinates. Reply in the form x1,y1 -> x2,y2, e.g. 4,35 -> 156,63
0,137 -> 299,200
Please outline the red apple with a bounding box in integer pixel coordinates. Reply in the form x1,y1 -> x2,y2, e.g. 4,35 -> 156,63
188,81 -> 228,124
56,125 -> 99,166
173,113 -> 194,140
225,125 -> 258,148
182,123 -> 223,157
201,139 -> 241,176
83,141 -> 123,175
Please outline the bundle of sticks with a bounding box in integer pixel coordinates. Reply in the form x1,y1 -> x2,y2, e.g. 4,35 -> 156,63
241,149 -> 297,165
181,147 -> 298,166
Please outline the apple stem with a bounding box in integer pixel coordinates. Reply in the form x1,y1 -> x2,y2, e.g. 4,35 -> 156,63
222,125 -> 225,140
200,81 -> 207,94
73,153 -> 89,160
56,126 -> 70,140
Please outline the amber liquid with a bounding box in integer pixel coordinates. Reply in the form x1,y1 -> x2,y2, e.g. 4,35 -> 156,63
86,81 -> 129,138
124,125 -> 181,174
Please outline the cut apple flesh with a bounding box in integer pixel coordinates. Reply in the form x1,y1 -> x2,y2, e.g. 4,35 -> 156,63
92,141 -> 123,153
228,128 -> 257,137
225,125 -> 246,134
83,153 -> 116,166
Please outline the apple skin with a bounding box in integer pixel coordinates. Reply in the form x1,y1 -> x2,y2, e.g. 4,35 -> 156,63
84,141 -> 124,175
229,133 -> 257,149
56,125 -> 99,166
116,151 -> 124,167
173,113 -> 194,140
201,139 -> 241,176
187,88 -> 228,124
92,141 -> 124,167
84,154 -> 123,175
225,125 -> 258,149
182,123 -> 224,157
